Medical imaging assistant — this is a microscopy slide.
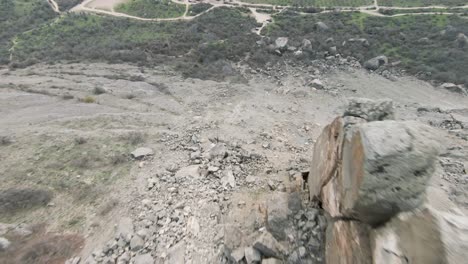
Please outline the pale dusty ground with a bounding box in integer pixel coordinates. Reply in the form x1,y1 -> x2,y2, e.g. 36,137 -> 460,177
0,62 -> 467,261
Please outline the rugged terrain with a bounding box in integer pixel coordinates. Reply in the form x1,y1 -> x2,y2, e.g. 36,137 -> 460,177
1,60 -> 468,263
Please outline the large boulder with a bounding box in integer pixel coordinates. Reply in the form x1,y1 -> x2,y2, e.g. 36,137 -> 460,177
325,220 -> 372,264
315,22 -> 329,31
438,83 -> 467,95
344,97 -> 394,121
340,121 -> 440,225
308,117 -> 345,201
131,147 -> 154,159
364,55 -> 388,71
372,206 -> 468,264
253,232 -> 286,259
456,33 -> 468,48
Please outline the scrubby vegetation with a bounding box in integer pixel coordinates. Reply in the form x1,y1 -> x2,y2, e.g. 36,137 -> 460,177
55,0 -> 82,11
379,0 -> 467,7
188,3 -> 213,16
378,7 -> 468,15
0,0 -> 57,64
12,7 -> 259,80
115,0 -> 186,18
265,12 -> 468,85
240,0 -> 372,7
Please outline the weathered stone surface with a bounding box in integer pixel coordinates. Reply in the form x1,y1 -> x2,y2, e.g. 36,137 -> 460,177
308,117 -> 344,201
168,241 -> 186,264
262,258 -> 283,264
275,37 -> 288,51
372,206 -> 468,264
364,55 -> 388,70
266,192 -> 301,240
341,121 -> 440,225
315,21 -> 329,31
344,98 -> 394,122
133,253 -> 154,264
175,165 -> 201,179
130,147 -> 154,159
325,220 -> 372,264
244,246 -> 261,264
0,237 -> 10,251
253,232 -> 285,258
115,217 -> 134,241
207,143 -> 228,160
130,235 -> 144,251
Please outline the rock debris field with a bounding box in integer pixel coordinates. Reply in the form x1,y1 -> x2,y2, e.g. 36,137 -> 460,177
0,61 -> 468,263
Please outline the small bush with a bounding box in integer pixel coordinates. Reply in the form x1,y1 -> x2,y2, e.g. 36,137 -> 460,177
0,188 -> 52,214
109,153 -> 128,165
93,87 -> 106,95
80,96 -> 96,103
124,93 -> 136,99
121,131 -> 146,145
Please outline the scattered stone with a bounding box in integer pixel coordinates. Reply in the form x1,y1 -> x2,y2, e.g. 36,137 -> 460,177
364,55 -> 388,70
168,241 -> 186,264
231,247 -> 245,263
310,79 -> 324,90
221,169 -> 236,188
244,246 -> 261,264
0,237 -> 10,251
133,253 -> 154,264
65,257 -> 81,264
344,97 -> 394,121
131,147 -> 154,159
175,165 -> 201,179
116,217 -> 134,242
315,21 -> 329,31
207,143 -> 228,160
456,33 -> 468,48
274,37 -> 288,51
253,232 -> 285,258
130,235 -> 144,251
117,252 -> 130,264
439,83 -> 467,95
261,258 -> 283,264
301,39 -> 312,51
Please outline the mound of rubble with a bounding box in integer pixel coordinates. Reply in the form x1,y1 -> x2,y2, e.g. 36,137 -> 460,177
310,98 -> 468,263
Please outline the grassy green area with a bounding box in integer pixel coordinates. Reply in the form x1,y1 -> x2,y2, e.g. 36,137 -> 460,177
188,3 -> 213,16
12,7 -> 258,80
0,0 -> 57,64
378,0 -> 467,7
240,0 -> 373,7
379,7 -> 468,15
115,0 -> 186,18
265,12 -> 468,85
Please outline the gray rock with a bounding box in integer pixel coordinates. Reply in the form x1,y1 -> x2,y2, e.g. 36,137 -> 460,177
168,241 -> 186,264
0,237 -> 11,251
315,21 -> 329,31
275,37 -> 289,51
329,46 -> 337,55
310,79 -> 324,90
253,232 -> 285,258
301,39 -> 312,51
287,247 -> 307,264
439,83 -> 467,95
342,121 -> 441,225
131,147 -> 154,159
261,258 -> 283,264
65,257 -> 81,264
344,97 -> 394,121
115,217 -> 134,242
175,165 -> 201,179
266,193 -> 292,240
133,253 -> 154,264
207,143 -> 228,160
130,235 -> 144,251
456,33 -> 468,48
117,252 -> 130,264
244,247 -> 261,264
221,169 -> 236,188
231,247 -> 245,263
364,55 -> 388,70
